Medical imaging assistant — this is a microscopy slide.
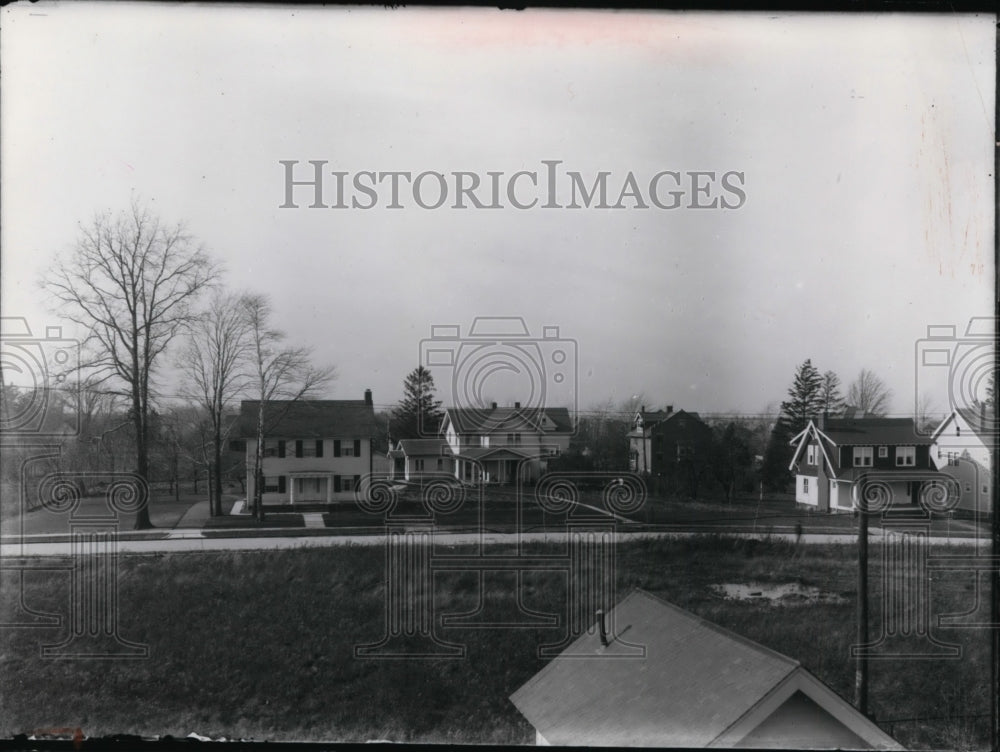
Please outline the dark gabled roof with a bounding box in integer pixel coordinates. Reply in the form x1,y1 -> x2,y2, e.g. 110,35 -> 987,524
821,417 -> 932,446
444,406 -> 573,434
396,439 -> 453,457
236,400 -> 376,439
509,589 -> 901,749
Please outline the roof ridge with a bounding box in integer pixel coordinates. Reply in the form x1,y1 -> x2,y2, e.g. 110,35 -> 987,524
628,588 -> 800,668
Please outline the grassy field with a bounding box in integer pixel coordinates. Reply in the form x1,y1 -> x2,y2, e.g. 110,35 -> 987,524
0,536 -> 991,748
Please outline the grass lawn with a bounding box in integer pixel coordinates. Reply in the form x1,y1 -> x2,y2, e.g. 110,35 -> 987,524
0,536 -> 991,748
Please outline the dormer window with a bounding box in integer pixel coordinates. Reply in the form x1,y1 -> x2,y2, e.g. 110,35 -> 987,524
806,445 -> 817,465
896,446 -> 916,466
853,446 -> 873,467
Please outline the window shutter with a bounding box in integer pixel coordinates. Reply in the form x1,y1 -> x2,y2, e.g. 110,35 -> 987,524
316,440 -> 324,458
354,474 -> 361,489
334,475 -> 341,492
353,439 -> 361,457
295,440 -> 303,458
334,440 -> 342,457
278,476 -> 286,493
278,440 -> 286,458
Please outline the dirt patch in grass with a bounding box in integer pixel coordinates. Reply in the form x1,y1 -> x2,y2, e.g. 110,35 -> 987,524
711,581 -> 849,605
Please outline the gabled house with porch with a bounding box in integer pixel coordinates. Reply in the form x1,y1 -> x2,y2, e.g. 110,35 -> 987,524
510,589 -> 902,748
930,406 -> 994,516
236,391 -> 377,504
442,403 -> 573,484
387,438 -> 455,482
789,416 -> 938,513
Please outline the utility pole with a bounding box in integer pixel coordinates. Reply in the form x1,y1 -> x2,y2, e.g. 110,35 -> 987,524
855,506 -> 869,716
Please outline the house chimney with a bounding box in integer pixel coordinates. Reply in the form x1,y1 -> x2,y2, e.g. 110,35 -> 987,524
596,609 -> 609,647
666,405 -> 673,415
364,389 -> 372,406
515,401 -> 521,409
491,402 -> 498,410
818,412 -> 826,430
641,405 -> 646,413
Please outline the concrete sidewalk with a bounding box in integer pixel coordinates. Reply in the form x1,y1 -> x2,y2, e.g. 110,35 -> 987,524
0,528 -> 986,557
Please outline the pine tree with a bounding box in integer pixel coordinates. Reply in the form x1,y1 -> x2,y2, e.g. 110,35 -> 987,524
762,360 -> 824,490
779,359 -> 824,434
392,366 -> 444,440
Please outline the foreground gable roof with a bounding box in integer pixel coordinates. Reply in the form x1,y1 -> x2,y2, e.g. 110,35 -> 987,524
237,400 -> 376,438
509,590 -> 901,749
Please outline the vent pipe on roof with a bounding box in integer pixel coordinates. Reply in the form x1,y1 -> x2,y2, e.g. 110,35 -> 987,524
641,405 -> 645,413
596,609 -> 609,647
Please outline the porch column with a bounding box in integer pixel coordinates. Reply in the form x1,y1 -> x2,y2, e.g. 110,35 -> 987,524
326,475 -> 332,503
290,477 -> 295,504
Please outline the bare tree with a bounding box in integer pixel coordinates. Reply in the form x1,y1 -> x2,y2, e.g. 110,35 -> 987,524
847,369 -> 893,417
181,292 -> 253,516
915,392 -> 940,434
44,201 -> 218,528
819,370 -> 846,417
243,294 -> 335,521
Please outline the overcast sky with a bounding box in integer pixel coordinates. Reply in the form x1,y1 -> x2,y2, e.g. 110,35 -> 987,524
1,5 -> 994,418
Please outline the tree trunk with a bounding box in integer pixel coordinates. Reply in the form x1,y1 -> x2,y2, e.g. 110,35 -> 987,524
133,424 -> 153,530
213,430 -> 223,517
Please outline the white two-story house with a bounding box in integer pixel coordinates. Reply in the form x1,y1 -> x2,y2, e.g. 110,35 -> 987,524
237,391 -> 377,505
441,402 -> 573,485
929,406 -> 994,516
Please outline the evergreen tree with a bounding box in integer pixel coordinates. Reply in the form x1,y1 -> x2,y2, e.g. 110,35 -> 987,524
779,359 -> 824,434
761,360 -> 824,490
392,366 -> 444,440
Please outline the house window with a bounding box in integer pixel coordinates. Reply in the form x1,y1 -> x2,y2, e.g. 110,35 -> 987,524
878,446 -> 888,458
806,445 -> 817,465
853,447 -> 873,467
677,444 -> 693,460
264,441 -> 283,458
965,483 -> 972,493
983,485 -> 989,495
299,440 -> 320,458
342,477 -> 354,492
549,446 -> 560,456
803,478 -> 810,493
263,476 -> 284,493
342,445 -> 355,457
896,446 -> 916,467
415,459 -> 425,471
437,458 -> 443,470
